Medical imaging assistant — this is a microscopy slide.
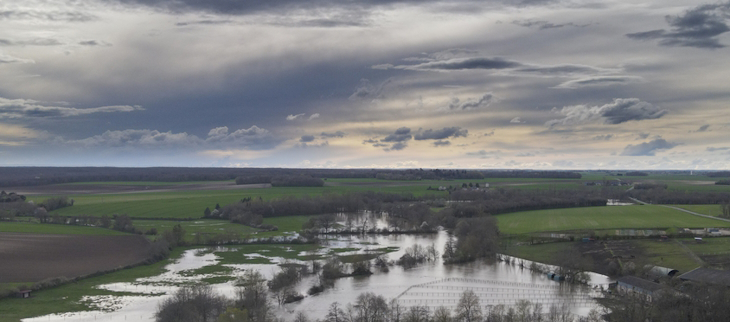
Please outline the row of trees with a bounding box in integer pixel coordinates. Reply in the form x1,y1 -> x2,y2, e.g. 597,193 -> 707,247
605,283 -> 730,322
156,285 -> 601,322
628,188 -> 730,204
715,179 -> 730,185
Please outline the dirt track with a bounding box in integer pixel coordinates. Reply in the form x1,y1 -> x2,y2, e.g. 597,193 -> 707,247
0,233 -> 152,283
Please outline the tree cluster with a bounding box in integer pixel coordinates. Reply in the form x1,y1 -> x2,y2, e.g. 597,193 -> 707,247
235,175 -> 273,185
624,172 -> 649,176
39,196 -> 74,211
0,191 -> 26,203
270,175 -> 325,187
628,188 -> 730,205
715,179 -> 730,185
633,183 -> 668,190
447,189 -> 609,217
606,283 -> 730,322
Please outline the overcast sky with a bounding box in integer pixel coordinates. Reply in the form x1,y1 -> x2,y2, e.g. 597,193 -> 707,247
1,0 -> 729,169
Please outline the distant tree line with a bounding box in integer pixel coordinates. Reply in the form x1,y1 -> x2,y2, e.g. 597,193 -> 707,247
0,191 -> 26,202
447,188 -> 609,216
628,188 -> 730,205
0,167 -> 583,187
633,183 -> 668,190
39,196 -> 74,211
716,179 -> 730,185
707,171 -> 730,177
625,171 -> 649,176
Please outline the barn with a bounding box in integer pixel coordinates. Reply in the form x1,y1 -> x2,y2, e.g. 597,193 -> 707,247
678,267 -> 730,287
616,276 -> 664,301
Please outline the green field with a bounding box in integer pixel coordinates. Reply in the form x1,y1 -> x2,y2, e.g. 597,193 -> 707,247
133,216 -> 313,241
0,221 -> 128,235
496,205 -> 730,235
674,204 -> 725,217
57,180 -> 235,186
30,185 -> 450,219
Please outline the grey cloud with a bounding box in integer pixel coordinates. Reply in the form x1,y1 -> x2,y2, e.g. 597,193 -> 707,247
308,113 -> 320,120
433,140 -> 451,147
513,64 -> 617,76
592,134 -> 614,141
707,147 -> 730,152
362,138 -> 379,144
372,143 -> 389,147
483,130 -> 495,137
387,142 -> 408,151
691,124 -> 710,133
466,149 -> 501,158
107,0 -> 555,17
321,131 -> 345,138
349,78 -> 392,101
389,57 -> 522,71
381,127 -> 412,142
79,40 -> 112,47
512,19 -> 589,30
0,97 -> 143,119
621,139 -> 679,156
0,53 -> 34,64
516,152 -> 535,157
300,135 -> 315,142
545,98 -> 667,127
205,125 -> 279,149
555,76 -> 645,89
414,127 -> 467,140
448,93 -> 495,110
637,132 -> 650,140
510,117 -> 524,123
626,2 -> 730,49
0,10 -> 97,22
175,19 -> 232,26
0,38 -> 64,46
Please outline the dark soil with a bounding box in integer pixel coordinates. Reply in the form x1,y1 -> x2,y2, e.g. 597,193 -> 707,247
0,233 -> 152,283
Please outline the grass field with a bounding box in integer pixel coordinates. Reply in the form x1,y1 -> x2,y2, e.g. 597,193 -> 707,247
496,205 -> 730,235
132,216 -> 313,241
0,221 -> 128,235
674,204 -> 725,217
57,180 -> 235,186
0,247 -> 188,322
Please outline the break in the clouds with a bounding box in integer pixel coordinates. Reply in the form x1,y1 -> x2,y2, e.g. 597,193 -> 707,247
621,138 -> 679,156
0,97 -> 143,119
545,98 -> 668,127
414,127 -> 468,140
626,2 -> 730,49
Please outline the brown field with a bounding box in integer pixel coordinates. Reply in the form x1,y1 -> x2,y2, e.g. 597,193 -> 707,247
0,233 -> 152,283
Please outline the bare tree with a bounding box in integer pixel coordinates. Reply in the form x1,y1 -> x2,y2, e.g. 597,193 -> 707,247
455,290 -> 482,322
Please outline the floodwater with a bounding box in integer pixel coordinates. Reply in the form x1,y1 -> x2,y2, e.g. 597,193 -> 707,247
24,225 -> 610,322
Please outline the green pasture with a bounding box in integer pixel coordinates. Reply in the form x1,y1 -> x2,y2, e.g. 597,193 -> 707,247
31,186 -> 449,219
56,180 -> 235,186
0,221 -> 128,236
496,205 -> 730,235
667,182 -> 730,192
674,204 -> 725,217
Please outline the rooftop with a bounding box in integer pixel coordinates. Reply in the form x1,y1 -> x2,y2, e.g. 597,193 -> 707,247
617,276 -> 665,292
678,267 -> 730,287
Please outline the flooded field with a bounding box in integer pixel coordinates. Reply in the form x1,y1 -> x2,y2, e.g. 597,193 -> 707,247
24,228 -> 610,322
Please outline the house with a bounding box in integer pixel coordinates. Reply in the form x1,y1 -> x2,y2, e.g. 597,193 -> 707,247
616,276 -> 664,301
678,267 -> 730,287
16,290 -> 31,299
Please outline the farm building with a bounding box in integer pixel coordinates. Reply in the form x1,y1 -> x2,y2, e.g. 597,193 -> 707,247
616,276 -> 664,301
15,290 -> 31,299
678,267 -> 730,287
644,265 -> 679,281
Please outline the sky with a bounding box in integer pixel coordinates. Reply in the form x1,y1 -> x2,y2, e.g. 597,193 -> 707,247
1,0 -> 729,169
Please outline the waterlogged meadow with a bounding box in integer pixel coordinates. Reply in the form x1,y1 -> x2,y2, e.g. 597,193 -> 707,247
21,229 -> 610,322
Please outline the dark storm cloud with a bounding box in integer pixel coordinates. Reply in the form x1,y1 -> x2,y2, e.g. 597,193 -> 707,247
105,0 -> 557,16
0,10 -> 97,22
300,135 -> 315,142
381,127 -> 412,142
321,131 -> 345,138
626,2 -> 730,49
512,19 -> 589,30
414,127 -> 467,140
545,98 -> 667,127
621,138 -> 679,156
0,97 -> 144,119
555,76 -> 645,89
448,93 -> 495,110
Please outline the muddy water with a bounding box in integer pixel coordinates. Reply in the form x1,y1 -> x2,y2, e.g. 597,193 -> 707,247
24,230 -> 609,322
